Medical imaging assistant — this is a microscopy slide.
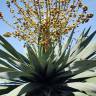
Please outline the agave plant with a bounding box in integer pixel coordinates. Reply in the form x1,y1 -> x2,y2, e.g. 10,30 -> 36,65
0,28 -> 96,96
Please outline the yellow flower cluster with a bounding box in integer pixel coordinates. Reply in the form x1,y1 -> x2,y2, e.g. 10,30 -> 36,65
1,0 -> 93,48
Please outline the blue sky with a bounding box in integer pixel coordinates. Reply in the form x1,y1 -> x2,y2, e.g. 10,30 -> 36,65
0,0 -> 96,54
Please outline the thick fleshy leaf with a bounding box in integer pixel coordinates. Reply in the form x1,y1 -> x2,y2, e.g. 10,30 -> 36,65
0,49 -> 17,61
0,67 -> 15,72
70,60 -> 96,75
76,42 -> 96,60
2,83 -> 29,96
73,92 -> 88,96
72,70 -> 96,79
0,50 -> 20,70
0,86 -> 17,95
0,36 -> 30,70
0,71 -> 32,80
83,27 -> 91,37
86,77 -> 96,83
68,82 -> 96,94
0,59 -> 14,69
0,35 -> 23,61
26,44 -> 42,72
69,29 -> 96,62
79,30 -> 96,50
54,29 -> 74,70
58,47 -> 71,71
0,86 -> 8,90
61,29 -> 74,54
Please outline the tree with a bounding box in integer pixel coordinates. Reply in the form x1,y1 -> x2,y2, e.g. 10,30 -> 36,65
0,0 -> 96,96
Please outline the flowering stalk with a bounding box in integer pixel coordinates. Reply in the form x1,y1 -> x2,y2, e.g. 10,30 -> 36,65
0,0 -> 93,51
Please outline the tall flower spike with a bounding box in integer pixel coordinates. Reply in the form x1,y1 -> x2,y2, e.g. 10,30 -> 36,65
2,0 -> 93,49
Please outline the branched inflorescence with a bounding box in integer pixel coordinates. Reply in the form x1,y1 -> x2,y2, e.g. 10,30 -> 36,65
0,0 -> 93,48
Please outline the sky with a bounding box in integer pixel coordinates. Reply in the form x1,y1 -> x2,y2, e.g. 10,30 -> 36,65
0,0 -> 96,54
